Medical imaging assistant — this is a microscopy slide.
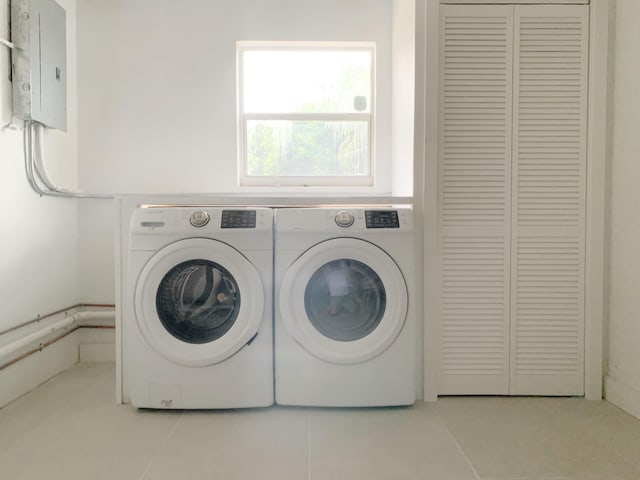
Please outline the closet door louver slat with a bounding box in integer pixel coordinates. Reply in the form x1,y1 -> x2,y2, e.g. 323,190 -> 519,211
440,234 -> 511,393
438,5 -> 513,395
510,5 -> 587,395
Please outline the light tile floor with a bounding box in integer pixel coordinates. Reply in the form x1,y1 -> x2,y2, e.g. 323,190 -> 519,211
1,362 -> 640,480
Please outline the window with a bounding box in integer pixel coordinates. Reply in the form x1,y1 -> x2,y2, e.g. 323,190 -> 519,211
237,42 -> 375,187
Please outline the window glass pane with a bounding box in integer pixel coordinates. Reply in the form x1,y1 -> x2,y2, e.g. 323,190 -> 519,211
156,260 -> 240,344
246,120 -> 369,176
242,49 -> 372,114
304,259 -> 386,342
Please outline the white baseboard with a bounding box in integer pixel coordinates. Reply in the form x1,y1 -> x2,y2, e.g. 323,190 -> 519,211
77,327 -> 116,362
605,374 -> 640,420
80,342 -> 115,362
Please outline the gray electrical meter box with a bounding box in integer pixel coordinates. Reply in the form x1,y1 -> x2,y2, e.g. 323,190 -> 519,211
11,0 -> 67,131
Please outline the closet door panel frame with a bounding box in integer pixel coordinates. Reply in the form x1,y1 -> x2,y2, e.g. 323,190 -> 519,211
437,4 -> 513,395
510,4 -> 589,395
423,0 -> 607,400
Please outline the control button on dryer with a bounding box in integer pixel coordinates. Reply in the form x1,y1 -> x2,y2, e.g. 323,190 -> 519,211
189,210 -> 210,227
335,211 -> 355,228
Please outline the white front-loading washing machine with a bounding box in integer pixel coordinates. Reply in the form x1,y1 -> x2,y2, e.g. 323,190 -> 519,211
274,207 -> 416,407
124,206 -> 273,409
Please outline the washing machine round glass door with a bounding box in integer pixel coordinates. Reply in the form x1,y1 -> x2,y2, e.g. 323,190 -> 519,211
135,238 -> 264,367
279,238 -> 407,364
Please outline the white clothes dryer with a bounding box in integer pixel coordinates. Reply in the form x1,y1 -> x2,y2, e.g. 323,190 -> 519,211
274,207 -> 416,407
124,206 -> 273,409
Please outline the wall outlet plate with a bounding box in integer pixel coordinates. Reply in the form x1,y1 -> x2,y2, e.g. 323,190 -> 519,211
11,0 -> 67,131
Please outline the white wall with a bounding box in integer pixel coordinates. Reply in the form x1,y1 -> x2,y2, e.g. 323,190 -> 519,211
605,0 -> 640,418
391,0 -> 415,197
0,0 -> 80,332
77,0 -> 395,195
76,0 -> 412,302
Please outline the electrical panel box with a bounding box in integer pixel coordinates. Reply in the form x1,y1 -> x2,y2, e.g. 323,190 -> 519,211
1,1 -> 12,126
11,0 -> 67,131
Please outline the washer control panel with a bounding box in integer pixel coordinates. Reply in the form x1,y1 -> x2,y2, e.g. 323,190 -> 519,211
335,211 -> 355,228
131,207 -> 272,235
189,210 -> 210,228
221,210 -> 257,229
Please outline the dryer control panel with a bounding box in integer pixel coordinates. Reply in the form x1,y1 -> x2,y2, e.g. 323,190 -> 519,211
364,210 -> 400,229
276,207 -> 412,233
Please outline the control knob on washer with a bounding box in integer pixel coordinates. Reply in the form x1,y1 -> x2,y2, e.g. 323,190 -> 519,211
189,210 -> 210,227
335,211 -> 355,228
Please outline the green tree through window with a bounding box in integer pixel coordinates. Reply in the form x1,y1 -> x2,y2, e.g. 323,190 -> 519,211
239,43 -> 374,186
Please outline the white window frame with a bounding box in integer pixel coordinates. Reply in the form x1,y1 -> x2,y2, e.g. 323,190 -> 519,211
236,41 -> 376,188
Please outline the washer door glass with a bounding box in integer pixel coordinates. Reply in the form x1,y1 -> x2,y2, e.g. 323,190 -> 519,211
134,238 -> 265,367
280,238 -> 407,365
156,260 -> 240,344
304,259 -> 386,342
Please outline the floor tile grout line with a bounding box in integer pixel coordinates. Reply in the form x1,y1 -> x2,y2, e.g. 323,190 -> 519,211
137,412 -> 183,480
433,405 -> 482,480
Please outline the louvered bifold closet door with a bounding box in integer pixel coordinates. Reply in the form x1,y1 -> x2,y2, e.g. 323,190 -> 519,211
510,5 -> 588,396
438,5 -> 513,395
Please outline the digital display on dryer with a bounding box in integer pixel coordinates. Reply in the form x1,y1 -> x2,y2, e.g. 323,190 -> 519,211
365,210 -> 400,229
221,210 -> 257,229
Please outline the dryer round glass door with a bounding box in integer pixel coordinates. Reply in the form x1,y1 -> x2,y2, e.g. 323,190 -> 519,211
135,238 -> 265,367
279,238 -> 408,364
304,259 -> 386,342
